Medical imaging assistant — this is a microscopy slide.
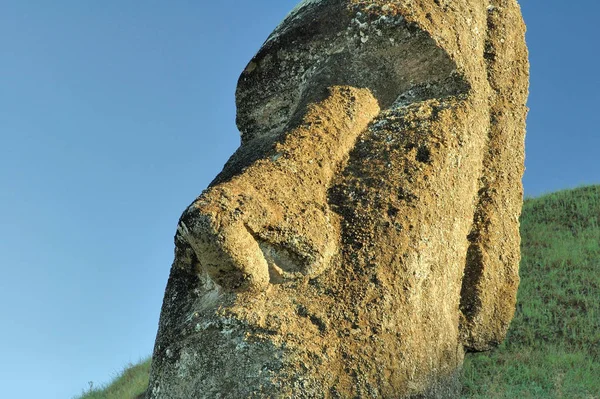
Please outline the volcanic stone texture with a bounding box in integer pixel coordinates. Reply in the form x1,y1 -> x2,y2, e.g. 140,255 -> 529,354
147,0 -> 529,397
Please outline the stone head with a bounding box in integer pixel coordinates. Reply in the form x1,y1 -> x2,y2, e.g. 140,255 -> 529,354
148,1 -> 529,397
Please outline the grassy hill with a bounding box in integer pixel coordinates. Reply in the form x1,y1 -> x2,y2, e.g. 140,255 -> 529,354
76,186 -> 600,399
76,359 -> 150,399
461,185 -> 600,398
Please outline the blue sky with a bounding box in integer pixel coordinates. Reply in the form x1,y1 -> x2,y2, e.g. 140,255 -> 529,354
0,1 -> 598,398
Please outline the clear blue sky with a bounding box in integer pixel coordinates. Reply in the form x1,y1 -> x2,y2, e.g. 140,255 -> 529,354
0,1 -> 597,398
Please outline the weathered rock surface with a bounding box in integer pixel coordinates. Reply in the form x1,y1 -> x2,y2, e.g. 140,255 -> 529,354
147,0 -> 529,397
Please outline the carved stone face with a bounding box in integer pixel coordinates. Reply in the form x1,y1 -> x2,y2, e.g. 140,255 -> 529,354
148,1 -> 529,398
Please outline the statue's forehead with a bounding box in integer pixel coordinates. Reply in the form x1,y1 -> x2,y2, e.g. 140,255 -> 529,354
235,0 -> 468,144
265,0 -> 336,46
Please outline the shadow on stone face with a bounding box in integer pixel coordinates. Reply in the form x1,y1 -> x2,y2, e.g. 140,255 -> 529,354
148,1 -> 529,397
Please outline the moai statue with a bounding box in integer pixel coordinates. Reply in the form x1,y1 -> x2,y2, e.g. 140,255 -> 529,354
147,0 -> 529,397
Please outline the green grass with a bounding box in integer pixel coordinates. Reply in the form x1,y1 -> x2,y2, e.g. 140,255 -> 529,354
76,186 -> 600,398
75,358 -> 151,399
461,185 -> 600,398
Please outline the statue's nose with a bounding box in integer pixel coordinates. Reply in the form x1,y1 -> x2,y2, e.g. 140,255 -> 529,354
178,86 -> 380,292
178,214 -> 271,291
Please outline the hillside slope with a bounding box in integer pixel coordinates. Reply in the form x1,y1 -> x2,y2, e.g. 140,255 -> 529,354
462,185 -> 600,397
76,185 -> 600,399
76,359 -> 150,399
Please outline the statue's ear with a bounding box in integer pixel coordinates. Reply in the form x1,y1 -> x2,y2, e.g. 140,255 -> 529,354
459,2 -> 529,352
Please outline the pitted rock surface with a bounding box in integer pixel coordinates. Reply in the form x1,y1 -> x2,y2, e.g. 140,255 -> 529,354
148,0 -> 529,397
